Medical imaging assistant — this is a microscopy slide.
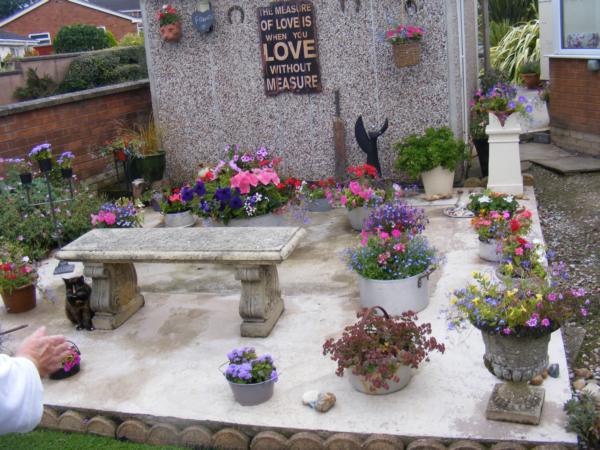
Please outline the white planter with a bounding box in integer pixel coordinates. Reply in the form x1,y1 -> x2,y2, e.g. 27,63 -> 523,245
486,112 -> 523,195
348,364 -> 413,395
421,167 -> 455,196
347,207 -> 372,231
358,270 -> 432,316
479,239 -> 503,262
164,210 -> 195,228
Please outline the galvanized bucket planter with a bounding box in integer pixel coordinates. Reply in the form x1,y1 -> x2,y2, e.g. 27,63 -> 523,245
347,207 -> 372,231
164,210 -> 195,228
348,364 -> 412,395
306,198 -> 331,212
479,239 -> 503,262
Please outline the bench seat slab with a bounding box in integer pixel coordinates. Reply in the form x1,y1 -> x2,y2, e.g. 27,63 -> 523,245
84,262 -> 145,330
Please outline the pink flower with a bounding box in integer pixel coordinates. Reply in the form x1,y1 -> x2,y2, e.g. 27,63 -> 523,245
254,168 -> 280,186
91,214 -> 99,226
541,318 -> 550,327
349,181 -> 362,196
581,308 -> 589,317
502,211 -> 510,219
103,212 -> 116,226
231,171 -> 259,194
358,188 -> 372,201
514,247 -> 524,256
392,229 -> 401,238
377,252 -> 390,265
502,327 -> 512,335
386,30 -> 396,39
340,195 -> 347,206
380,232 -> 390,239
547,293 -> 557,302
489,211 -> 500,219
393,243 -> 405,253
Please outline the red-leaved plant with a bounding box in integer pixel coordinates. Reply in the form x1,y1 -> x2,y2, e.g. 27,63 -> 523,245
323,307 -> 445,392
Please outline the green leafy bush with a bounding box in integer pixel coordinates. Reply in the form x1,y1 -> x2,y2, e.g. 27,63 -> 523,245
13,68 -> 57,101
54,24 -> 110,54
520,59 -> 540,75
394,127 -> 468,178
490,19 -> 512,47
564,393 -> 600,448
491,20 -> 540,82
58,46 -> 147,93
119,32 -> 144,47
106,30 -> 118,47
489,0 -> 537,24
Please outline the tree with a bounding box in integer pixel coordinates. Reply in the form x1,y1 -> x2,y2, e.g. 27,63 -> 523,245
53,24 -> 110,54
0,0 -> 35,20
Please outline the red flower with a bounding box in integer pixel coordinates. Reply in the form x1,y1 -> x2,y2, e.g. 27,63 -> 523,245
516,237 -> 528,245
172,187 -> 181,194
202,171 -> 213,181
259,160 -> 270,167
276,183 -> 286,189
510,219 -> 520,232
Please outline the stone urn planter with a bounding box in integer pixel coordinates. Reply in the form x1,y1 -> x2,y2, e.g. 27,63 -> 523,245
347,207 -> 372,231
357,268 -> 434,316
479,239 -> 502,263
306,198 -> 331,212
227,378 -> 276,406
164,210 -> 195,228
421,166 -> 454,197
479,328 -> 552,425
160,22 -> 182,42
348,364 -> 412,395
1,284 -> 36,313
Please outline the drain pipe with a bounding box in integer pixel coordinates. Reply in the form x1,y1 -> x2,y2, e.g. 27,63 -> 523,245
456,0 -> 469,144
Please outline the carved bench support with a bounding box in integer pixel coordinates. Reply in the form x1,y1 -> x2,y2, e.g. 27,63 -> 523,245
235,265 -> 284,337
83,262 -> 145,330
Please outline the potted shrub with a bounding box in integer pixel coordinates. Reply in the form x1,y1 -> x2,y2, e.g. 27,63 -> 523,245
300,178 -> 336,212
0,239 -> 37,314
520,60 -> 541,90
157,4 -> 182,43
161,186 -> 199,228
29,142 -> 53,173
91,197 -> 144,228
122,118 -> 166,183
223,347 -> 279,406
449,270 -> 590,424
394,127 -> 467,196
57,151 -> 75,179
323,307 -> 445,395
384,23 -> 424,68
49,341 -> 81,380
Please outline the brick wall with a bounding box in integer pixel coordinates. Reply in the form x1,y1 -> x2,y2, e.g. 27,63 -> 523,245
549,58 -> 600,155
0,80 -> 151,183
2,0 -> 138,53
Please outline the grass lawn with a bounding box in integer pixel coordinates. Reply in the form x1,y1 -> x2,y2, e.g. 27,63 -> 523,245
0,429 -> 190,449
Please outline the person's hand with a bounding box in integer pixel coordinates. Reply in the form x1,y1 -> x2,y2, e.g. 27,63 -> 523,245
15,327 -> 72,378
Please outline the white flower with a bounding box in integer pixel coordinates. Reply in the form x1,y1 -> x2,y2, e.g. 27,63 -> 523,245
532,238 -> 541,245
479,195 -> 491,204
505,195 -> 514,203
22,256 -> 29,263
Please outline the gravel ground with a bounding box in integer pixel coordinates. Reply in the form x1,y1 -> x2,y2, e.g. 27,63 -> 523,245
532,165 -> 600,379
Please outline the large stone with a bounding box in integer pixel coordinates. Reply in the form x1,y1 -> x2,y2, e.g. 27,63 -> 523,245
147,423 -> 180,446
250,431 -> 288,450
116,419 -> 149,443
212,428 -> 250,450
86,416 -> 117,437
486,383 -> 545,425
40,407 -> 59,429
324,433 -> 362,450
574,368 -> 593,379
363,435 -> 403,450
180,425 -> 212,448
573,379 -> 586,390
57,410 -> 85,433
288,432 -> 324,450
407,439 -> 446,450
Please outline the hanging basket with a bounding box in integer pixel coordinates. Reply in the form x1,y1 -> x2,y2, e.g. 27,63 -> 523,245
393,42 -> 421,68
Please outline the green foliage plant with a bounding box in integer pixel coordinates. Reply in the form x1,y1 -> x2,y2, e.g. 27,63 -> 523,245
488,0 -> 537,24
105,30 -> 118,47
489,19 -> 512,46
491,20 -> 540,82
564,393 -> 600,448
119,33 -> 144,47
13,69 -> 57,101
394,127 -> 468,178
53,24 -> 110,54
520,59 -> 540,75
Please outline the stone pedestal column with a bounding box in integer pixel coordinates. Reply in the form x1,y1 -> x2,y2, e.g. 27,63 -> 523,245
235,265 -> 284,338
486,113 -> 523,195
84,262 -> 145,330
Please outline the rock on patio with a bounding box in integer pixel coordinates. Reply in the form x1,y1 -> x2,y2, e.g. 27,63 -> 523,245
0,188 -> 577,448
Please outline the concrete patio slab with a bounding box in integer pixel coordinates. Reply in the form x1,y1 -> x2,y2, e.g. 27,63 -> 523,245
521,142 -> 600,174
0,188 -> 577,446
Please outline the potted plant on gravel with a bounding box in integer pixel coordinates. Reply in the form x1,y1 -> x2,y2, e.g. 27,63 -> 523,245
223,347 -> 279,406
323,306 -> 445,395
0,239 -> 37,314
157,4 -> 182,43
520,59 -> 541,90
29,143 -> 53,173
394,127 -> 468,197
384,23 -> 424,68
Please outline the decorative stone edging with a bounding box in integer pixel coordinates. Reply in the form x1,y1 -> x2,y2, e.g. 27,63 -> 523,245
39,406 -> 576,450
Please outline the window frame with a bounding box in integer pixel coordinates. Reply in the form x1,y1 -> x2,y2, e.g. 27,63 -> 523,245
28,32 -> 51,46
553,0 -> 600,57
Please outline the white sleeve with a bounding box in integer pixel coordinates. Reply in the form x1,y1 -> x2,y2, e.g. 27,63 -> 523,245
0,354 -> 44,435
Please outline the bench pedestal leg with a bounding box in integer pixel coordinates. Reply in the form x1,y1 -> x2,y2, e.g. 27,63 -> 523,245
84,262 -> 145,330
235,265 -> 284,338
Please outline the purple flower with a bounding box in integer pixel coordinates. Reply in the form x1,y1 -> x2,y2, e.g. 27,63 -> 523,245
241,154 -> 254,163
547,293 -> 557,302
229,196 -> 243,210
526,314 -> 539,327
518,96 -> 527,103
502,327 -> 512,335
193,180 -> 206,197
541,318 -> 550,327
256,147 -> 268,161
215,187 -> 232,203
508,101 -> 516,109
525,105 -> 533,113
181,187 -> 194,203
581,308 -> 589,317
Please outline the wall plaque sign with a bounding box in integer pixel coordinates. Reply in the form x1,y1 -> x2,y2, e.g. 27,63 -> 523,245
257,0 -> 322,96
192,0 -> 214,33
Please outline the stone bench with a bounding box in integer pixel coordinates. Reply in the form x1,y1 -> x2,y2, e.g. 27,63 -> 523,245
56,227 -> 306,337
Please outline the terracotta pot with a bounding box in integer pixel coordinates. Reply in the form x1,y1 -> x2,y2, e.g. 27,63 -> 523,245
160,21 -> 182,43
521,73 -> 540,90
1,284 -> 36,313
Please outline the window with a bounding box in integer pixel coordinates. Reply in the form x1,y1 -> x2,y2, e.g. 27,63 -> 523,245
28,32 -> 51,46
136,22 -> 143,35
554,0 -> 600,56
97,26 -> 106,31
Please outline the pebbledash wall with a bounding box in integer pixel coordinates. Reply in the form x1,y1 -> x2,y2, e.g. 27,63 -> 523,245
549,58 -> 600,156
0,80 -> 151,183
141,0 -> 478,179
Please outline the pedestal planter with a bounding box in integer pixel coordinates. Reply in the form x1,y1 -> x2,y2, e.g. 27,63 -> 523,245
393,42 -> 421,68
348,364 -> 412,395
480,330 -> 552,425
421,167 -> 455,196
61,168 -> 73,179
37,158 -> 52,173
160,22 -> 182,42
306,198 -> 331,212
486,113 -> 523,195
347,207 -> 372,231
473,138 -> 489,178
358,270 -> 433,316
479,239 -> 502,263
19,172 -> 33,185
164,210 -> 195,228
228,379 -> 275,406
130,152 -> 166,183
1,284 -> 36,313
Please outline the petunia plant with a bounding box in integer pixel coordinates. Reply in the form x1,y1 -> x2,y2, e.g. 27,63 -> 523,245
471,82 -> 533,126
471,208 -> 532,243
498,236 -> 548,280
467,190 -> 520,218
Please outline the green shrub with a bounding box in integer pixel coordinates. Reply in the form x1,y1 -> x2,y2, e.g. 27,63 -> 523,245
394,127 -> 468,178
564,393 -> 600,448
491,20 -> 540,82
490,19 -> 512,47
489,0 -> 537,24
106,30 -> 118,47
13,68 -> 57,101
58,46 -> 147,93
119,32 -> 144,47
54,24 -> 110,54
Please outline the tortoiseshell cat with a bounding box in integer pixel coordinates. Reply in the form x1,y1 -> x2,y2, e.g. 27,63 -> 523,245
64,276 -> 94,331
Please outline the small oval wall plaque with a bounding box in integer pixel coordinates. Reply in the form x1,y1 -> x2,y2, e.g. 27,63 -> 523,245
192,0 -> 215,33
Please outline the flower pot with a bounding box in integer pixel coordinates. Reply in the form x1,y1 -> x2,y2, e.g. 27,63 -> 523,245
130,152 -> 166,183
49,341 -> 81,380
393,42 -> 421,68
421,166 -> 455,196
160,21 -> 182,42
1,284 -> 36,313
472,138 -> 489,178
348,364 -> 412,395
306,198 -> 331,212
37,158 -> 52,173
164,210 -> 195,228
61,168 -> 73,179
19,172 -> 33,185
228,379 -> 275,406
479,239 -> 502,262
521,73 -> 540,90
358,270 -> 433,316
347,207 -> 372,231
